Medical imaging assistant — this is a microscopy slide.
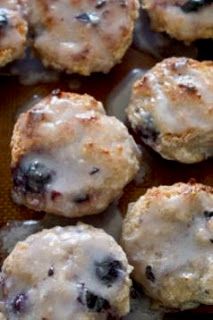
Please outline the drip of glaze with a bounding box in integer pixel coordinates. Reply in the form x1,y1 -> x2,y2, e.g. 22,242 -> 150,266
133,9 -> 197,60
0,9 -> 199,86
0,203 -> 123,269
15,94 -> 43,121
106,69 -> 145,122
0,221 -> 41,266
0,215 -> 165,319
181,0 -> 213,13
124,284 -> 164,320
8,49 -> 60,86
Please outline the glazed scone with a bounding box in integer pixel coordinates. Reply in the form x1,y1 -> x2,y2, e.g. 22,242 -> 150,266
0,224 -> 132,319
127,57 -> 213,163
142,0 -> 213,42
27,0 -> 139,75
122,182 -> 213,310
11,91 -> 140,217
0,0 -> 27,67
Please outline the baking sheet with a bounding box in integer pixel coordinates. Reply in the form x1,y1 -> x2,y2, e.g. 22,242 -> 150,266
0,9 -> 212,319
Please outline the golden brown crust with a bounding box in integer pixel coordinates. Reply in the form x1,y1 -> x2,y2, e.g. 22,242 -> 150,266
11,91 -> 140,218
127,57 -> 213,163
122,182 -> 213,309
142,0 -> 213,42
0,1 -> 28,67
11,92 -> 103,166
1,224 -> 132,319
28,0 -> 139,74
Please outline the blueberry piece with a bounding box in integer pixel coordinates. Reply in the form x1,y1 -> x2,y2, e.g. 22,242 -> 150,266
75,13 -> 90,23
145,266 -> 155,283
119,0 -> 127,7
51,190 -> 61,200
0,10 -> 8,28
89,167 -> 100,175
13,160 -> 54,193
95,0 -> 106,8
48,266 -> 54,277
95,258 -> 124,286
77,284 -> 110,312
204,211 -> 213,220
136,113 -> 159,144
73,194 -> 90,204
25,161 -> 53,192
75,12 -> 100,25
130,283 -> 141,300
12,293 -> 27,313
181,0 -> 213,13
0,274 -> 5,288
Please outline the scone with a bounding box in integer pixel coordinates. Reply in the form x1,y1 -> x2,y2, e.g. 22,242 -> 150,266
27,0 -> 139,75
11,91 -> 140,218
142,0 -> 213,42
127,57 -> 213,163
122,182 -> 213,310
0,224 -> 132,319
0,0 -> 27,67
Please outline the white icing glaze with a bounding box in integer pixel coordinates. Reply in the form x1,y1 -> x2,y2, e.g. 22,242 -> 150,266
12,93 -> 140,217
0,0 -> 27,61
107,68 -> 146,122
166,3 -> 213,38
122,183 -> 213,308
145,71 -> 182,133
1,224 -> 132,319
127,58 -> 213,163
27,0 -> 139,74
146,60 -> 213,134
143,0 -> 213,41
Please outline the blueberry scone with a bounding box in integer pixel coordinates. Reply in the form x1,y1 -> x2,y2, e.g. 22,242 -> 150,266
122,182 -> 213,310
11,91 -> 140,218
142,0 -> 213,42
27,0 -> 139,75
0,0 -> 27,67
0,224 -> 132,319
127,57 -> 213,163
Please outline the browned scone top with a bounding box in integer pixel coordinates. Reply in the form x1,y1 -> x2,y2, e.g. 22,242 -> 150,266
0,0 -> 27,66
27,0 -> 139,74
11,92 -> 106,164
127,57 -> 213,163
0,224 -> 132,319
122,182 -> 213,310
142,0 -> 213,42
11,91 -> 140,218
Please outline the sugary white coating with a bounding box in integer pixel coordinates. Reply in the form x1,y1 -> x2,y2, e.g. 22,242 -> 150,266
11,92 -> 140,218
122,182 -> 213,310
127,57 -> 213,163
27,0 -> 139,75
142,0 -> 213,42
0,224 -> 132,319
0,0 -> 27,66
